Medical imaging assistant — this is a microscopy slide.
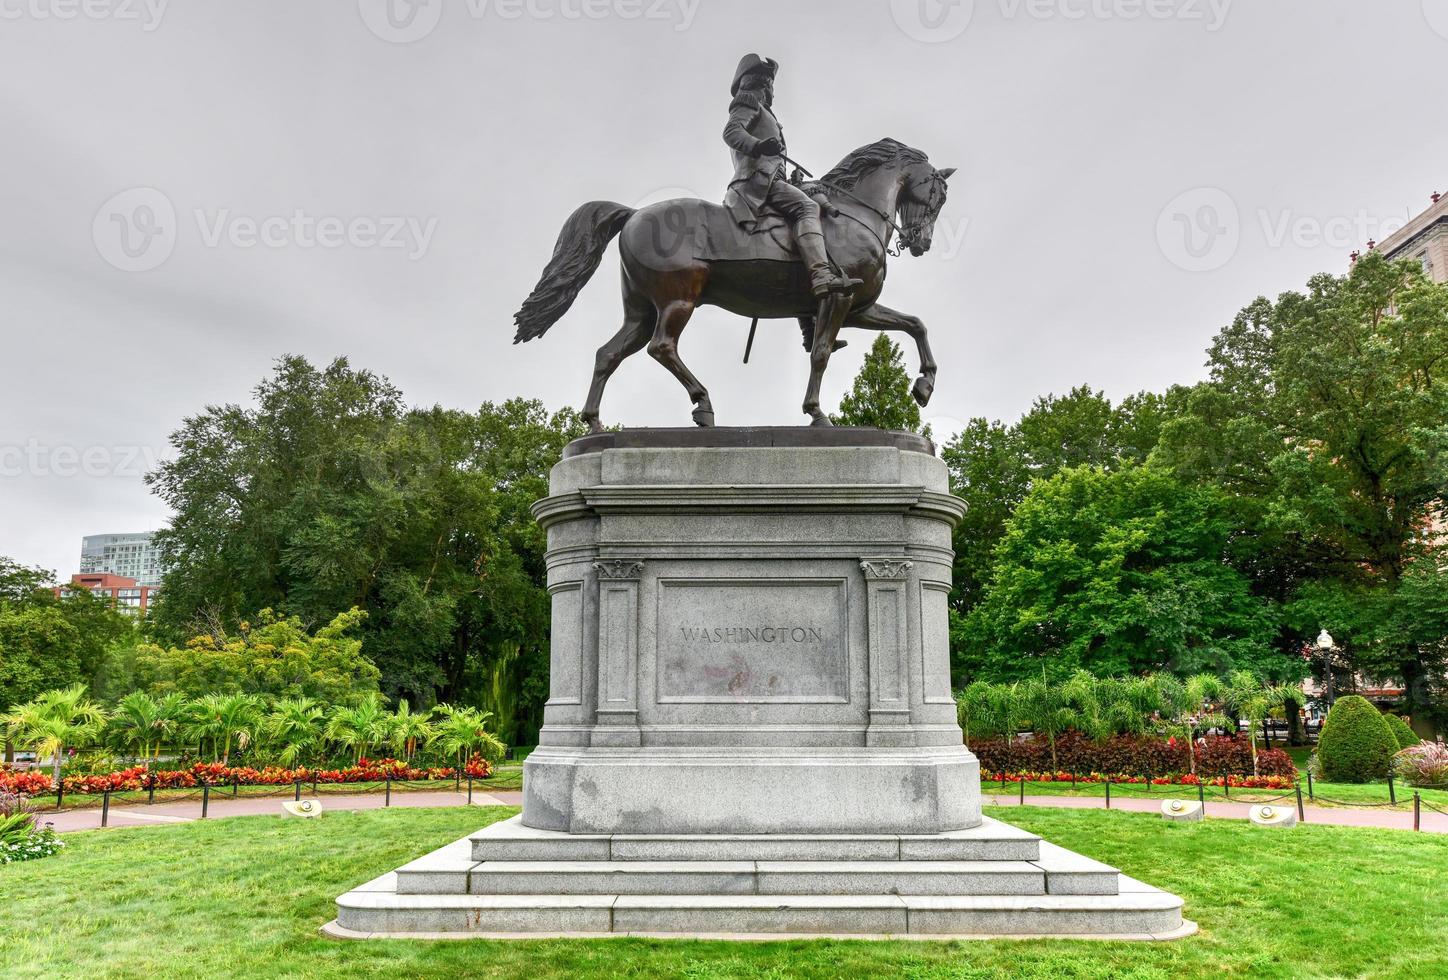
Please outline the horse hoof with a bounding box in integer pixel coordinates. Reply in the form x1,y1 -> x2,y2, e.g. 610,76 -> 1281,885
585,417 -> 605,434
911,376 -> 934,407
809,415 -> 834,427
693,409 -> 715,427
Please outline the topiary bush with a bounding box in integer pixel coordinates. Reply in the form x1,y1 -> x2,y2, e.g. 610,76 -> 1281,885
1317,695 -> 1398,783
1384,713 -> 1421,751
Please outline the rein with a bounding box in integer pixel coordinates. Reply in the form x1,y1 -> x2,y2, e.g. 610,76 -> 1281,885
818,179 -> 908,257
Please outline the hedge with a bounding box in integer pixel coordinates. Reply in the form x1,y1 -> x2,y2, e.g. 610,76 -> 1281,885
1384,713 -> 1422,751
968,731 -> 1297,779
1317,696 -> 1398,783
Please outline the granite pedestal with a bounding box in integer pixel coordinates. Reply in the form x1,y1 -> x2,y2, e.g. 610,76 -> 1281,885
328,428 -> 1193,940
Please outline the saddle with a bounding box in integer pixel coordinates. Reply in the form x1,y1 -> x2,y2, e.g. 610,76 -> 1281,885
692,203 -> 800,262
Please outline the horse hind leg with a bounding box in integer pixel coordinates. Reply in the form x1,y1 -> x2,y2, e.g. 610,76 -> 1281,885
648,299 -> 715,426
581,288 -> 654,433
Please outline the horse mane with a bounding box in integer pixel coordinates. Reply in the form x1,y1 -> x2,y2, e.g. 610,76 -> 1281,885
821,138 -> 930,189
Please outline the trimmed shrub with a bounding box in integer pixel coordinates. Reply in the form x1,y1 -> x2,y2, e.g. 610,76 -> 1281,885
968,731 -> 1295,779
1384,714 -> 1421,751
1317,696 -> 1398,783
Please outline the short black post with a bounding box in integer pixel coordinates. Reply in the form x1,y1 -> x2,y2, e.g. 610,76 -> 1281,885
1019,775 -> 1026,805
56,781 -> 64,811
467,775 -> 473,805
1296,783 -> 1305,822
201,783 -> 210,819
312,775 -> 318,796
1071,770 -> 1076,788
1223,779 -> 1229,798
1414,792 -> 1421,831
232,777 -> 239,798
385,773 -> 392,807
294,779 -> 302,802
1307,771 -> 1314,801
1105,778 -> 1111,809
147,775 -> 156,806
1197,782 -> 1205,807
455,770 -> 461,792
102,789 -> 111,828
1389,775 -> 1397,805
1000,773 -> 1007,793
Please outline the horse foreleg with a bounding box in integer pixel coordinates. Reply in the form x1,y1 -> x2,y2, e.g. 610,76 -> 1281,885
801,292 -> 851,425
648,300 -> 715,426
582,288 -> 654,434
843,302 -> 937,407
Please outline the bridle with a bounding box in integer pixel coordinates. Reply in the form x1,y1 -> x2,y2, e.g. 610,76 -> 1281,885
819,169 -> 947,258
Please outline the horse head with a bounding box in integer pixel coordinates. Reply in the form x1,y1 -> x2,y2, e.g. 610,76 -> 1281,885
821,138 -> 955,258
896,160 -> 955,257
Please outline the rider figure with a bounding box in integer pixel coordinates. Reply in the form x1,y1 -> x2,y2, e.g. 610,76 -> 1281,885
723,54 -> 862,302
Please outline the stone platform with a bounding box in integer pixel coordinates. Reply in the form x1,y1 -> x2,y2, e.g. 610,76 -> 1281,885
328,428 -> 1192,940
326,814 -> 1193,939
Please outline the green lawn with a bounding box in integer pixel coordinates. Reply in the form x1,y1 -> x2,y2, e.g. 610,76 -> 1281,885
2,805 -> 1445,979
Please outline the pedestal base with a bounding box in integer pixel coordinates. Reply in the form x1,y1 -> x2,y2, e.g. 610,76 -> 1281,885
522,744 -> 982,835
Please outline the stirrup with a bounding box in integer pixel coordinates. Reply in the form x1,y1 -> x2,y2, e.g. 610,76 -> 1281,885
810,273 -> 863,299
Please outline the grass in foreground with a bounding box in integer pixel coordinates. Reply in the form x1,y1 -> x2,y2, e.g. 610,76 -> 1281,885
2,805 -> 1445,979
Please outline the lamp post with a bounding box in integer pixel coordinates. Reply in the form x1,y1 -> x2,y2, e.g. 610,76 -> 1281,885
1316,629 -> 1336,708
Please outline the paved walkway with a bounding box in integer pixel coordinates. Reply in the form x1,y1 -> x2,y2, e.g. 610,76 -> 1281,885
981,791 -> 1448,834
38,787 -> 1446,835
40,789 -> 526,833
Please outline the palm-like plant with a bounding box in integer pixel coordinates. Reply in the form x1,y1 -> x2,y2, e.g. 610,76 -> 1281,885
1022,677 -> 1077,769
2,684 -> 108,782
956,682 -> 996,745
266,697 -> 325,767
152,693 -> 190,761
192,693 -> 262,764
1222,671 -> 1302,776
106,691 -> 163,762
1154,673 -> 1228,775
326,694 -> 390,764
387,701 -> 435,765
428,704 -> 506,768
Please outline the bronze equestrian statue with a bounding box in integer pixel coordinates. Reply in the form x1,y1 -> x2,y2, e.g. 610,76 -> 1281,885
513,53 -> 955,432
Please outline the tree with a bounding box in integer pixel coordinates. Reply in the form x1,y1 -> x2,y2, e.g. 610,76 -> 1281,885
832,335 -> 929,434
146,356 -> 586,741
2,684 -> 107,782
192,693 -> 261,765
106,692 -> 163,762
1021,676 -> 1076,768
1157,253 -> 1448,729
1220,671 -> 1301,776
131,608 -> 381,705
956,465 -> 1280,682
1317,694 -> 1398,783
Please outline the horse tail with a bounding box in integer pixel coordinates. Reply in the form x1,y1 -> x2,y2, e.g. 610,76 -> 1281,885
513,201 -> 636,343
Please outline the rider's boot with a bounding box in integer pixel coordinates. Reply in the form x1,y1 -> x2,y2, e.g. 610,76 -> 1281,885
796,222 -> 863,299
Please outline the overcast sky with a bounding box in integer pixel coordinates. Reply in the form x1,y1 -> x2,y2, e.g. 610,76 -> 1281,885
3,0 -> 1447,581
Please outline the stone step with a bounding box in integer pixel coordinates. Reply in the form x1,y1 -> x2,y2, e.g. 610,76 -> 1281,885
330,881 -> 1189,939
468,815 -> 1042,864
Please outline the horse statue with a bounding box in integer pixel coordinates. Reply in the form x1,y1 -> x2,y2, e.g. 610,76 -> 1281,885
512,137 -> 954,432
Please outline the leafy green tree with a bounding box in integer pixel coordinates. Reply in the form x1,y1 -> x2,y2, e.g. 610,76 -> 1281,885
428,704 -> 507,767
191,693 -> 262,765
131,608 -> 380,705
146,356 -> 586,742
1157,253 -> 1448,729
386,701 -> 434,764
265,697 -> 325,766
106,692 -> 164,762
2,684 -> 107,781
831,335 -> 929,434
956,465 -> 1279,682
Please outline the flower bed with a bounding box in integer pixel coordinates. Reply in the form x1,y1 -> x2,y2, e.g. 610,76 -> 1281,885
1,828 -> 64,864
969,731 -> 1297,779
983,769 -> 1297,790
0,755 -> 494,797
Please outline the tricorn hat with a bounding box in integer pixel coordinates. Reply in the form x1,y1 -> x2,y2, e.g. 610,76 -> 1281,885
731,53 -> 778,96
